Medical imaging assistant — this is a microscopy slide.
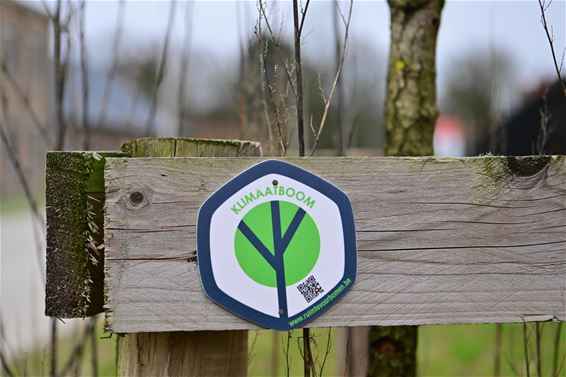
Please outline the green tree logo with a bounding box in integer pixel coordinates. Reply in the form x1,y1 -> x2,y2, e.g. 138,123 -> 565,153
234,200 -> 320,317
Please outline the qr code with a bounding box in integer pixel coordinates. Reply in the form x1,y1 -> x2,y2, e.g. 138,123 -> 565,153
297,275 -> 324,303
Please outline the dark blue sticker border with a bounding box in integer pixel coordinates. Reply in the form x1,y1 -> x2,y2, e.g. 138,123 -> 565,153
197,159 -> 357,331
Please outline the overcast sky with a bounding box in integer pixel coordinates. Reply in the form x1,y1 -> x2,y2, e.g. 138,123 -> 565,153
78,0 -> 565,84
32,0 -> 565,113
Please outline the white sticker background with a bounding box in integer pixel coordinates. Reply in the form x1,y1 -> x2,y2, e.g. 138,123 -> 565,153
208,174 -> 345,318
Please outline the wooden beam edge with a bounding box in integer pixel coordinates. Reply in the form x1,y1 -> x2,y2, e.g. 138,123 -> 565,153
106,313 -> 566,333
121,137 -> 262,158
45,151 -> 126,318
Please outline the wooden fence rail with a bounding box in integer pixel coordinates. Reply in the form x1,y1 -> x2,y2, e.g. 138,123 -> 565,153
46,147 -> 566,333
102,155 -> 566,332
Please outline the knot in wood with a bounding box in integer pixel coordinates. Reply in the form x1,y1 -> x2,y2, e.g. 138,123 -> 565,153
506,156 -> 551,177
130,191 -> 144,205
124,189 -> 150,209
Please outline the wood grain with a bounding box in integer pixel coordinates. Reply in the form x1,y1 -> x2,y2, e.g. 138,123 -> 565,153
116,331 -> 248,377
113,137 -> 259,377
104,156 -> 566,332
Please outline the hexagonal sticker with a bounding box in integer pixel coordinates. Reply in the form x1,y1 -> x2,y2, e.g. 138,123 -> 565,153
197,160 -> 356,330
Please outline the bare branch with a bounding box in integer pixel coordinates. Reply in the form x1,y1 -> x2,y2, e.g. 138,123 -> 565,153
48,2 -> 73,371
292,0 -> 306,156
0,319 -> 19,377
523,319 -> 532,377
303,328 -> 312,377
256,10 -> 285,155
177,1 -> 193,136
318,328 -> 332,377
41,0 -> 54,19
298,0 -> 311,36
0,126 -> 45,228
258,60 -> 276,154
54,0 -> 69,150
269,331 -> 279,376
50,317 -> 57,377
124,88 -> 142,132
551,323 -> 563,377
258,0 -> 297,98
535,323 -> 542,377
91,316 -> 99,377
262,39 -> 286,154
79,0 -> 90,149
538,0 -> 566,96
95,0 -> 125,130
535,91 -> 552,154
237,1 -> 249,139
58,318 -> 97,376
347,114 -> 360,148
0,63 -> 53,145
0,107 -> 47,286
333,0 -> 346,155
310,0 -> 353,156
335,0 -> 348,27
494,324 -> 503,377
343,327 -> 353,376
0,318 -> 17,377
145,0 -> 177,135
284,331 -> 292,377
247,330 -> 259,365
0,349 -> 15,377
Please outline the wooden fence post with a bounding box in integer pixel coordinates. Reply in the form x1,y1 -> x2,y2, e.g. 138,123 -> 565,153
115,138 -> 261,377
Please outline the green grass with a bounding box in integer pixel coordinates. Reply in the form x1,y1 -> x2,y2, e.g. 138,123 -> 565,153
7,322 -> 565,376
0,193 -> 44,215
418,323 -> 566,377
6,318 -> 116,377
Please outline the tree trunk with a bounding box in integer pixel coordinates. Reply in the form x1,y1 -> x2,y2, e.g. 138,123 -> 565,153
368,0 -> 444,376
384,0 -> 444,157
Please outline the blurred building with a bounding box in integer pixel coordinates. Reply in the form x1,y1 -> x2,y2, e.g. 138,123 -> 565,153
503,79 -> 566,155
0,0 -> 51,196
0,0 -> 176,198
434,116 -> 466,157
63,66 -> 176,151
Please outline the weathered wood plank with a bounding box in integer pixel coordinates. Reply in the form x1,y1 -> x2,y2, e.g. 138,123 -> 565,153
46,151 -> 126,317
104,156 -> 566,332
114,137 -> 260,377
45,138 -> 261,319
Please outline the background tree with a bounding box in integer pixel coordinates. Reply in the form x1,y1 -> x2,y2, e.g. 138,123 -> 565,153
442,50 -> 514,155
367,0 -> 444,376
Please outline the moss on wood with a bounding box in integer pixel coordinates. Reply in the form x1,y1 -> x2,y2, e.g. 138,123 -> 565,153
122,137 -> 262,158
506,156 -> 552,176
472,154 -> 557,203
45,151 -> 124,318
46,138 -> 261,319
